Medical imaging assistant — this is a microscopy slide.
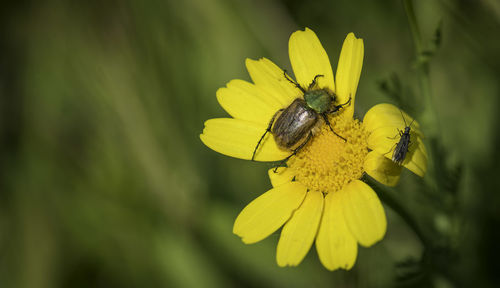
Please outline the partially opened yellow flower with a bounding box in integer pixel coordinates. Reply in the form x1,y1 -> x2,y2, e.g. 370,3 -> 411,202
200,28 -> 427,270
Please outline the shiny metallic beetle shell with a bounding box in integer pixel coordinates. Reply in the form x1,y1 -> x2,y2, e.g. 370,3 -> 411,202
250,73 -> 349,162
272,98 -> 319,150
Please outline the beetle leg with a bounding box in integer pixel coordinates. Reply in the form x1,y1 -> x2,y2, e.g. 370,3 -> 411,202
252,109 -> 284,161
273,132 -> 314,173
308,74 -> 324,90
321,114 -> 347,142
331,94 -> 352,113
283,70 -> 305,93
341,95 -> 352,107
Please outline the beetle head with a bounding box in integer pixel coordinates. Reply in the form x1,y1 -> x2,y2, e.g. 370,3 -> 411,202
303,89 -> 334,114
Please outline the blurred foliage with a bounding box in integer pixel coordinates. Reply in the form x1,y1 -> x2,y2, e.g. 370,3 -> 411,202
0,0 -> 499,287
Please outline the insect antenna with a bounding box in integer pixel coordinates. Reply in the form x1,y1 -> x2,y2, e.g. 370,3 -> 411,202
399,109 -> 407,127
399,108 -> 415,130
408,118 -> 415,129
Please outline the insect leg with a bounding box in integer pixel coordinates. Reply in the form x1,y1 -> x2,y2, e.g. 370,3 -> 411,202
283,70 -> 305,93
273,132 -> 314,173
387,133 -> 400,140
383,142 -> 398,156
384,129 -> 402,155
252,109 -> 284,161
308,74 -> 324,90
387,128 -> 403,140
330,94 -> 352,113
339,94 -> 352,107
321,114 -> 347,142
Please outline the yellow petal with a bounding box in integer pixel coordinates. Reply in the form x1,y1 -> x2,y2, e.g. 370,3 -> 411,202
342,180 -> 386,247
277,190 -> 324,267
364,151 -> 403,187
367,126 -> 414,153
289,28 -> 335,91
316,192 -> 358,271
233,182 -> 307,244
245,58 -> 301,107
403,137 -> 428,177
268,167 -> 296,187
363,103 -> 423,137
335,33 -> 364,118
200,118 -> 289,161
216,79 -> 283,124
367,127 -> 428,177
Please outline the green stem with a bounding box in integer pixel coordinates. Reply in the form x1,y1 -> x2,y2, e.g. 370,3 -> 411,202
403,0 -> 439,138
404,0 -> 423,55
403,0 -> 440,194
368,178 -> 430,248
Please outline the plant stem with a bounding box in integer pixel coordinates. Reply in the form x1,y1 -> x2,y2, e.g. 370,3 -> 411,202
403,0 -> 439,138
404,0 -> 423,55
368,178 -> 430,248
403,0 -> 440,194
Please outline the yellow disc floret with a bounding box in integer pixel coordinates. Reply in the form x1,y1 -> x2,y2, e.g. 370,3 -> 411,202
288,115 -> 369,193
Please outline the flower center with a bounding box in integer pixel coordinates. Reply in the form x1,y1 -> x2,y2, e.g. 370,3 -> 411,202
287,115 -> 369,194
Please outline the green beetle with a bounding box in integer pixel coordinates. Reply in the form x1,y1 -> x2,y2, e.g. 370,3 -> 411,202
252,72 -> 351,167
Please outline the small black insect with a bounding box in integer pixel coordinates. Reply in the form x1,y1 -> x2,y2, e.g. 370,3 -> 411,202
390,110 -> 415,165
251,71 -> 351,169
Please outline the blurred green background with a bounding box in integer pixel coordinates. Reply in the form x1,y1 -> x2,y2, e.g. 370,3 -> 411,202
1,0 -> 500,287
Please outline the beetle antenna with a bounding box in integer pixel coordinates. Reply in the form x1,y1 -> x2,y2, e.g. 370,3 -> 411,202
283,70 -> 305,93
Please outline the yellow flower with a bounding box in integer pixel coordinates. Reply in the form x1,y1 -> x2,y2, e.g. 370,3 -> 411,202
200,28 -> 427,270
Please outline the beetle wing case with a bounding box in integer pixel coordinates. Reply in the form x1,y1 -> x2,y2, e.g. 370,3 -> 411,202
272,99 -> 319,150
